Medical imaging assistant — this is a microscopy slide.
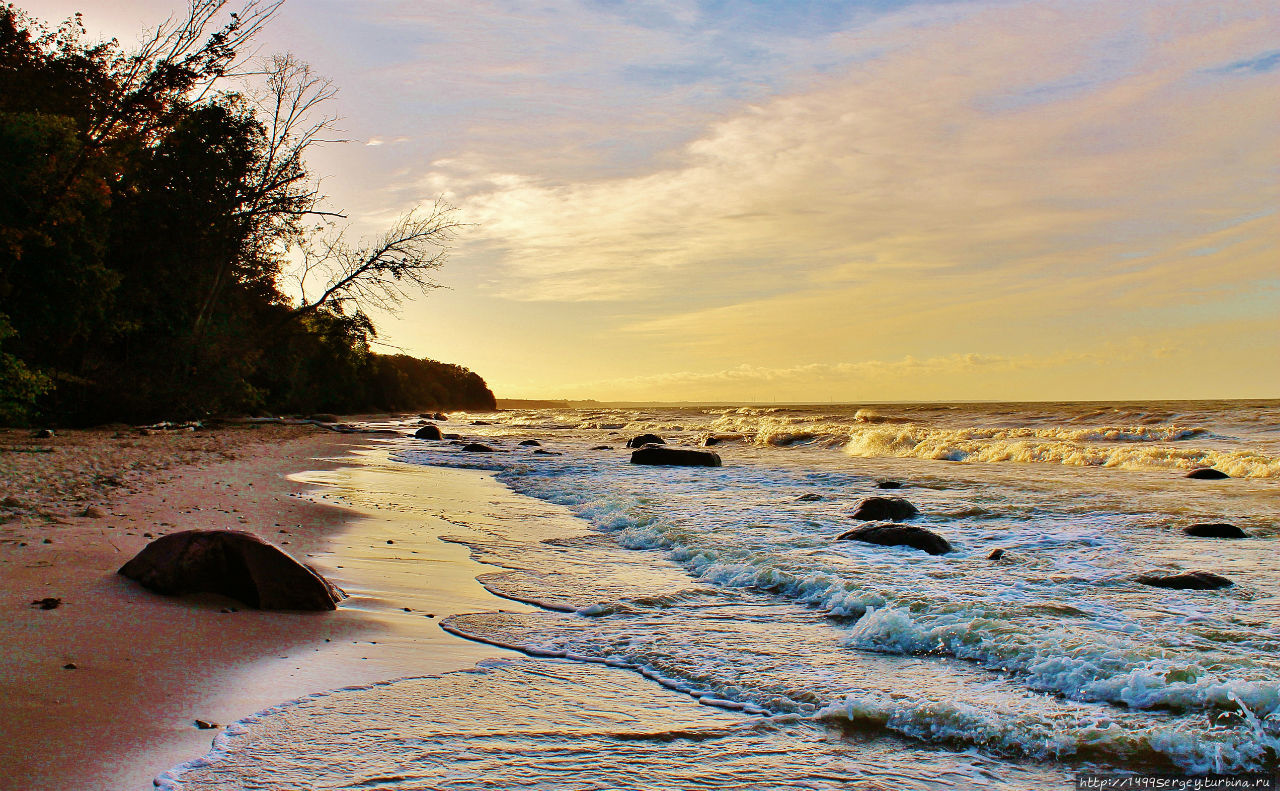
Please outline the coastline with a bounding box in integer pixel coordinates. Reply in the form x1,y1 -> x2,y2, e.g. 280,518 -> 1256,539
0,426 -> 529,790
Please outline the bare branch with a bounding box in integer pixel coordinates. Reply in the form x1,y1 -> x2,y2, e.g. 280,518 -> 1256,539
287,199 -> 465,321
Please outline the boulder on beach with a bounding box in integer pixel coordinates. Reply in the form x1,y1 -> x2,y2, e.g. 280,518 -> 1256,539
1183,523 -> 1249,539
414,424 -> 443,440
630,445 -> 721,467
849,496 -> 919,521
118,529 -> 345,610
1185,468 -> 1230,479
837,523 -> 951,555
1136,570 -> 1233,590
626,434 -> 666,448
519,439 -> 541,446
462,443 -> 496,452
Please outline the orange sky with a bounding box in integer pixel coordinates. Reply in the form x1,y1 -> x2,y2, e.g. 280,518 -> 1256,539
25,0 -> 1280,401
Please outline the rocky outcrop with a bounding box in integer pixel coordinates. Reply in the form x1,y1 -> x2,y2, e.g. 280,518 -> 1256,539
630,445 -> 721,467
1185,468 -> 1230,479
849,496 -> 919,521
1183,523 -> 1249,539
414,424 -> 443,440
1136,570 -> 1233,590
837,523 -> 951,555
626,434 -> 666,448
118,530 -> 345,610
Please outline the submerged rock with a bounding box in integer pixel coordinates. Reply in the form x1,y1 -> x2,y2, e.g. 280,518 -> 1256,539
701,433 -> 745,447
626,434 -> 666,448
849,496 -> 919,521
414,424 -> 443,440
519,439 -> 541,446
591,445 -> 613,451
987,548 -> 1005,560
874,481 -> 903,490
462,443 -> 496,453
796,493 -> 824,502
118,529 -> 345,610
1136,570 -> 1233,590
1185,468 -> 1230,480
837,523 -> 951,555
630,445 -> 721,467
1183,523 -> 1249,538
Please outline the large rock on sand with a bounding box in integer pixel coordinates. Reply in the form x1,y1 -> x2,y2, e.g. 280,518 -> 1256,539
118,530 -> 345,610
1136,570 -> 1233,590
849,496 -> 919,521
626,433 -> 666,448
837,523 -> 951,555
630,445 -> 721,467
414,424 -> 443,440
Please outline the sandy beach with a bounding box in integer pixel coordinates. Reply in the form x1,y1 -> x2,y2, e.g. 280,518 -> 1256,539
0,424 -> 526,790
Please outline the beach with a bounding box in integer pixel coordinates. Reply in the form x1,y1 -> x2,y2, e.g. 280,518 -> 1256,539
0,423 -> 523,790
4,402 -> 1277,789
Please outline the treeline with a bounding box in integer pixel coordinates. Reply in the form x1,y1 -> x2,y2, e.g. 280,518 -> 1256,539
0,3 -> 494,425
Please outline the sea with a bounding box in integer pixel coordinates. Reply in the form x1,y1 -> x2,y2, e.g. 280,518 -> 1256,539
161,400 -> 1280,789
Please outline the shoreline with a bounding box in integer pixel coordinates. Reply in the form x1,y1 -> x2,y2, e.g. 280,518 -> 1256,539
0,426 -> 530,790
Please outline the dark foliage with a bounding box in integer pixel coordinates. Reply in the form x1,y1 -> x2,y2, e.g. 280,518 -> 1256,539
0,4 -> 493,424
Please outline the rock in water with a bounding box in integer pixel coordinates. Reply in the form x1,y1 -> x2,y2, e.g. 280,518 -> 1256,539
875,481 -> 903,490
849,496 -> 919,521
1184,523 -> 1249,539
1136,571 -> 1233,590
118,530 -> 345,610
626,434 -> 666,448
462,443 -> 495,452
796,493 -> 823,502
630,445 -> 721,467
519,439 -> 541,446
414,424 -> 443,440
1185,468 -> 1230,479
837,523 -> 951,555
987,548 -> 1005,560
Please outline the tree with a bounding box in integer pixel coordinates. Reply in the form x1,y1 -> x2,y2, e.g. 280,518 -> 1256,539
286,198 -> 464,323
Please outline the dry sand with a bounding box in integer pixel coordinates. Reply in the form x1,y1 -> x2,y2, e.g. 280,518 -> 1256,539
0,424 -> 524,790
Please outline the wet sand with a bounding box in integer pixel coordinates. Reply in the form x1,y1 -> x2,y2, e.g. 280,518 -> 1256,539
0,425 -> 526,790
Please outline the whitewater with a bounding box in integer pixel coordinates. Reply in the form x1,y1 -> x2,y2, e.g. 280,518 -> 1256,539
163,399 -> 1280,788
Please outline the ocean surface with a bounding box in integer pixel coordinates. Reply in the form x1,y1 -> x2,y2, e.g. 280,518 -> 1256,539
163,400 -> 1280,789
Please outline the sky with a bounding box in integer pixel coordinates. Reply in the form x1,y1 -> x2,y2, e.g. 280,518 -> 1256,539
22,0 -> 1280,401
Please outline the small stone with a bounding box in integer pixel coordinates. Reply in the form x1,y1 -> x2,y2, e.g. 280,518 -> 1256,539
386,539 -> 394,544
402,607 -> 411,612
1184,523 -> 1249,539
42,538 -> 52,544
194,719 -> 218,729
33,428 -> 55,439
62,663 -> 77,670
31,597 -> 62,610
81,506 -> 107,518
519,439 -> 541,446
987,548 -> 1005,560
143,532 -> 153,538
